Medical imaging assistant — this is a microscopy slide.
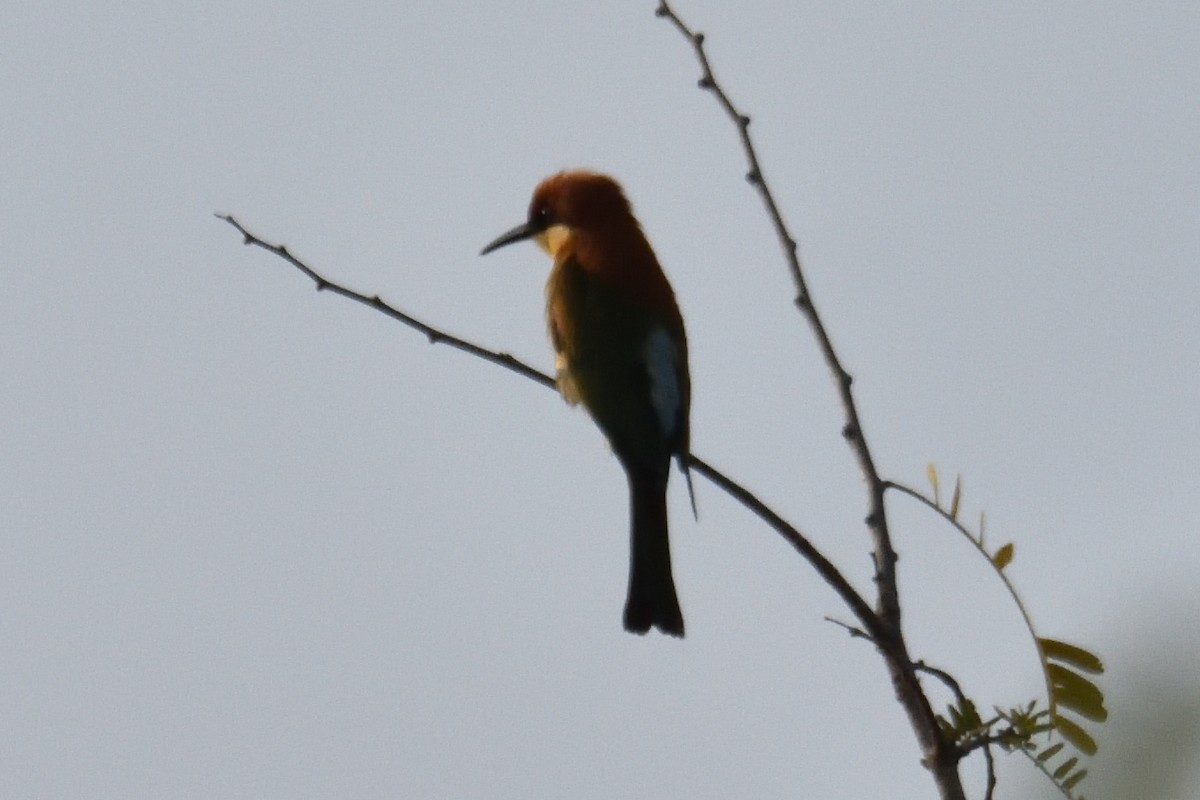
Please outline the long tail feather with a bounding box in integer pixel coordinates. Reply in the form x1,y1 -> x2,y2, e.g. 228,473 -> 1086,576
623,467 -> 684,637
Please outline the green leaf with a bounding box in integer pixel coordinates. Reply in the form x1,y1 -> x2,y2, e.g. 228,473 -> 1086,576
1062,769 -> 1088,791
928,463 -> 940,505
992,542 -> 1014,569
1052,756 -> 1079,780
959,699 -> 981,729
1048,664 -> 1108,722
950,476 -> 962,520
1054,714 -> 1098,756
1037,743 -> 1064,762
1040,638 -> 1105,674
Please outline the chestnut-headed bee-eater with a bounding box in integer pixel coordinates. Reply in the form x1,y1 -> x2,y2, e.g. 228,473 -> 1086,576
481,170 -> 694,637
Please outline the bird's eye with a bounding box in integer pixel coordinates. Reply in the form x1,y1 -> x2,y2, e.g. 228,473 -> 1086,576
532,204 -> 553,227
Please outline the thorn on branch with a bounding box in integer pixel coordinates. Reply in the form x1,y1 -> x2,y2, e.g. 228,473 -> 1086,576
842,423 -> 859,440
693,32 -> 704,46
739,114 -> 751,127
795,293 -> 810,310
654,4 -> 668,17
279,245 -> 290,257
697,75 -> 714,89
746,169 -> 762,184
315,278 -> 329,291
866,510 -> 882,527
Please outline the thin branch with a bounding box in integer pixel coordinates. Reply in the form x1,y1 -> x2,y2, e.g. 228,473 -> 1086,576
653,4 -> 960,798
654,1 -> 899,630
690,456 -> 882,639
215,213 -> 883,640
981,736 -> 999,800
885,480 -> 1053,719
215,214 -> 554,391
913,659 -> 961,697
824,615 -> 872,641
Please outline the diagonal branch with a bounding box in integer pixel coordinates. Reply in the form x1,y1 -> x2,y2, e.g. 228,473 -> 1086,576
688,455 -> 880,637
215,214 -> 554,391
215,213 -> 881,640
654,0 -> 898,635
653,4 -> 961,798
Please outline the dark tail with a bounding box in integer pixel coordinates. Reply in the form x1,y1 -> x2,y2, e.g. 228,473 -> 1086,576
623,467 -> 684,637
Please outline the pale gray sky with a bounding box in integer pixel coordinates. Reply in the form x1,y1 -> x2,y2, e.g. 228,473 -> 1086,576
3,3 -> 1198,798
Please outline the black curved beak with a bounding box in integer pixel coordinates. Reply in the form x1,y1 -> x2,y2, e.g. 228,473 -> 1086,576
480,221 -> 540,256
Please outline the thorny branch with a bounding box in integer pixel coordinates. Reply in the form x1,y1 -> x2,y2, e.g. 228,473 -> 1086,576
653,3 -> 963,799
216,215 -> 554,391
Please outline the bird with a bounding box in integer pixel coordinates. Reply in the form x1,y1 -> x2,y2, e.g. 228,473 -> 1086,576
481,170 -> 694,637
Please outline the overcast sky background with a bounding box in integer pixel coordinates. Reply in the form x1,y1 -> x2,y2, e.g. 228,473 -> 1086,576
3,3 -> 1198,798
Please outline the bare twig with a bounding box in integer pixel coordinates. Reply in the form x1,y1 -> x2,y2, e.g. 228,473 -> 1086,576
981,735 -> 999,800
653,4 -> 961,798
654,1 -> 899,629
824,615 -> 872,641
215,213 -> 884,639
689,456 -> 881,637
215,214 -> 554,390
